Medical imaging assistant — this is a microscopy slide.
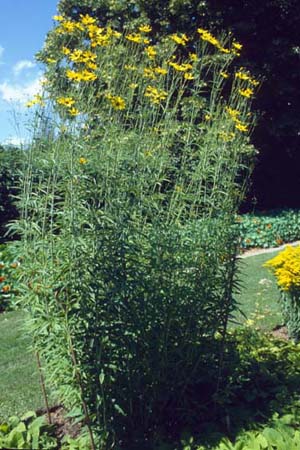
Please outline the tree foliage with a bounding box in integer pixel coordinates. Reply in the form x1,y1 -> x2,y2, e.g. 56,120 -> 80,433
0,146 -> 23,241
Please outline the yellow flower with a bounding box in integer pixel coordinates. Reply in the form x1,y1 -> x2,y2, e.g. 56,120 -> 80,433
169,61 -> 193,72
126,33 -> 144,44
197,28 -> 221,49
105,94 -> 126,110
80,14 -> 97,26
61,20 -> 77,33
79,157 -> 88,164
226,107 -> 240,119
143,68 -> 157,79
86,62 -> 97,71
69,49 -> 97,64
235,71 -> 251,81
233,42 -> 243,51
153,66 -> 167,75
189,53 -> 198,62
264,246 -> 300,291
69,107 -> 80,116
66,69 -> 97,82
170,33 -> 189,46
144,86 -> 168,105
25,94 -> 45,108
129,83 -> 138,89
219,131 -> 235,142
124,64 -> 137,71
235,122 -> 249,132
62,46 -> 71,55
205,114 -> 211,121
57,97 -> 75,107
53,15 -> 64,21
239,88 -> 254,98
88,26 -> 113,47
220,71 -> 229,78
46,58 -> 57,64
145,46 -> 157,59
184,72 -> 195,80
139,25 -> 152,33
220,47 -> 230,54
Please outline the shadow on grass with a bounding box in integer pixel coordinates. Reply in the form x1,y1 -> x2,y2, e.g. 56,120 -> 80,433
122,328 -> 300,449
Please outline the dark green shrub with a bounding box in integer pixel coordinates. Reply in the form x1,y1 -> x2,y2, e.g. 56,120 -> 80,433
0,243 -> 20,312
0,146 -> 23,242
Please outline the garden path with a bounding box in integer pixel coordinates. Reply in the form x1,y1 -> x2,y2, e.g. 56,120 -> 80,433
240,240 -> 300,258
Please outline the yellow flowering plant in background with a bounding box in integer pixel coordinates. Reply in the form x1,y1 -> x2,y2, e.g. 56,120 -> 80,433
265,246 -> 300,341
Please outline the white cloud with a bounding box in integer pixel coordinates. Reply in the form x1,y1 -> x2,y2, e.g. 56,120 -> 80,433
13,59 -> 36,75
3,136 -> 27,147
0,45 -> 4,61
0,76 -> 42,103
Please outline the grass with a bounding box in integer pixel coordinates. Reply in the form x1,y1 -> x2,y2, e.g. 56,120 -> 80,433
235,250 -> 282,331
0,250 -> 285,421
0,310 -> 46,421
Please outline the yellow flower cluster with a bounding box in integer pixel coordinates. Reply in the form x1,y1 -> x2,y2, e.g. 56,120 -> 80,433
69,49 -> 96,64
264,246 -> 300,291
105,94 -> 126,110
219,131 -> 235,142
220,71 -> 229,78
239,88 -> 254,98
169,62 -> 193,72
66,69 -> 97,82
26,94 -> 45,108
145,46 -> 157,60
153,66 -> 167,76
232,41 -> 243,56
89,26 -> 121,47
235,70 -> 259,86
225,107 -> 249,133
124,64 -> 137,71
170,33 -> 189,46
53,13 -> 120,48
56,97 -> 75,107
126,33 -> 149,45
197,28 -> 230,54
142,65 -> 168,80
139,25 -> 152,33
56,97 -> 79,116
144,86 -> 168,105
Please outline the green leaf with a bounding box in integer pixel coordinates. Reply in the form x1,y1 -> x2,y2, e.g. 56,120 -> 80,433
0,423 -> 9,434
113,403 -> 126,416
99,371 -> 105,385
20,411 -> 37,422
262,427 -> 285,447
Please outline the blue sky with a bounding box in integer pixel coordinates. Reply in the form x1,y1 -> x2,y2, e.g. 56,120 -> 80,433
0,0 -> 58,145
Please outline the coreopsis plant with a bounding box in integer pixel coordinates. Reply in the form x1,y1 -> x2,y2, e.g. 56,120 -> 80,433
16,11 -> 259,449
265,246 -> 300,341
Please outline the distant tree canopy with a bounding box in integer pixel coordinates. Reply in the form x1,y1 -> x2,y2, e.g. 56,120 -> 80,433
40,0 -> 300,210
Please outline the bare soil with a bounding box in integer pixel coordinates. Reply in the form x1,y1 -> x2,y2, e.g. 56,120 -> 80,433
270,325 -> 289,341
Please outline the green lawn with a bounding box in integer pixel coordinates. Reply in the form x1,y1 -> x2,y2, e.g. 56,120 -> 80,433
0,311 -> 46,421
235,250 -> 282,331
0,251 -> 284,421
